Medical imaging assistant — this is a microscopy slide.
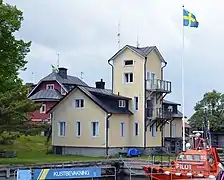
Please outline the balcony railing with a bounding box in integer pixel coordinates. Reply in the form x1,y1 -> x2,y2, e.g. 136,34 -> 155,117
146,108 -> 172,119
146,79 -> 171,93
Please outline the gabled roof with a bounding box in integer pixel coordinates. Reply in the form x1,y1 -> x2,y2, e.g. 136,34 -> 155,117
84,86 -> 131,100
49,86 -> 132,115
28,71 -> 87,97
108,45 -> 166,63
29,89 -> 62,101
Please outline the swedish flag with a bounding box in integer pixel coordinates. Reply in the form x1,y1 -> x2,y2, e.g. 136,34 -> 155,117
51,64 -> 57,71
183,9 -> 199,28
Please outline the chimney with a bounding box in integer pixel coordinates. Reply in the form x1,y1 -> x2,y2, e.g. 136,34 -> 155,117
95,79 -> 105,89
58,67 -> 67,79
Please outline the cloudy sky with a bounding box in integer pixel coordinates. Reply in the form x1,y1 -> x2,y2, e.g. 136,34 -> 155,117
5,0 -> 223,117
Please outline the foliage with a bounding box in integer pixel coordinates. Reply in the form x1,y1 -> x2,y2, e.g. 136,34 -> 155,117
188,90 -> 224,132
0,1 -> 40,141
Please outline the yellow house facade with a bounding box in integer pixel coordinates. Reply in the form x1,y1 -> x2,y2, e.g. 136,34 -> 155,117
50,45 -> 185,156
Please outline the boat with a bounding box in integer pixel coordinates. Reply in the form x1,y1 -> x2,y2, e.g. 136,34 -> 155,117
142,131 -> 224,179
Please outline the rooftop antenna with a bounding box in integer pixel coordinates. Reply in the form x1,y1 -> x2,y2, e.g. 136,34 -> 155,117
57,53 -> 60,69
117,22 -> 121,50
32,72 -> 36,84
136,28 -> 140,48
80,72 -> 84,80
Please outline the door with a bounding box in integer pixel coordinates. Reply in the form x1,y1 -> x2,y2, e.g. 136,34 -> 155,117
147,99 -> 154,117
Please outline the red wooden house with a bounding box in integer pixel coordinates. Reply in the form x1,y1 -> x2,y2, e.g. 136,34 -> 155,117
27,67 -> 87,123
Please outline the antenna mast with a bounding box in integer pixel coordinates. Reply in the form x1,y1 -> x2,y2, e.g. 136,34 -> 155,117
32,72 -> 36,84
57,53 -> 60,69
117,22 -> 121,50
136,28 -> 140,48
80,72 -> 84,80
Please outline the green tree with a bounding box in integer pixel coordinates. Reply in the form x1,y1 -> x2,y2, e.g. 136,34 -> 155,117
188,90 -> 224,132
0,0 -> 41,142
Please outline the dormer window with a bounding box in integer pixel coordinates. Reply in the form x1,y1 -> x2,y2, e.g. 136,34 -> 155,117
46,84 -> 54,90
61,87 -> 66,95
119,100 -> 126,107
124,60 -> 133,66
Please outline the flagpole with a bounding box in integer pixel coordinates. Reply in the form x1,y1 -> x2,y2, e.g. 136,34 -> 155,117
182,5 -> 186,151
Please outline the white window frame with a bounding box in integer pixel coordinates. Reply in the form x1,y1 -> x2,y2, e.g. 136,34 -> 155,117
61,87 -> 66,95
124,60 -> 134,66
73,99 -> 84,108
120,121 -> 125,137
150,72 -> 156,84
46,84 -> 54,90
119,100 -> 126,107
40,104 -> 46,113
75,121 -> 81,137
133,96 -> 138,111
134,121 -> 139,136
58,121 -> 66,137
91,121 -> 99,137
152,123 -> 156,137
123,72 -> 134,84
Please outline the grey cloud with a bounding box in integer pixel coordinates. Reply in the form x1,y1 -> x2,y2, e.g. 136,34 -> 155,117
5,0 -> 224,117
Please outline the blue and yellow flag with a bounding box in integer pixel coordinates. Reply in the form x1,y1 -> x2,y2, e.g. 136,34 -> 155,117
51,64 -> 57,71
183,9 -> 199,28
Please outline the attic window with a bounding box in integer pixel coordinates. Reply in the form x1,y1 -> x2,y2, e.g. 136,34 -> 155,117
46,84 -> 54,90
119,100 -> 126,108
124,60 -> 133,66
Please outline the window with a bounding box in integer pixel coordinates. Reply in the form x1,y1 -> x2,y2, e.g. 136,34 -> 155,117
134,96 -> 138,110
168,105 -> 173,112
40,104 -> 46,113
151,72 -> 156,84
124,73 -> 133,83
73,99 -> 84,108
119,100 -> 126,107
171,123 -> 176,137
134,122 -> 139,136
91,121 -> 99,137
76,121 -> 81,137
58,121 -> 66,136
124,60 -> 133,66
120,122 -> 125,137
46,84 -> 54,89
152,123 -> 156,137
61,87 -> 66,95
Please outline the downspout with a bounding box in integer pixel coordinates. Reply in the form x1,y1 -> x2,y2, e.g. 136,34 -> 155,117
161,62 -> 167,147
161,62 -> 167,80
108,60 -> 114,93
144,57 -> 148,149
106,113 -> 112,157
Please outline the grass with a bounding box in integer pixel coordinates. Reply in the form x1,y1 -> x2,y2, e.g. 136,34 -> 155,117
0,135 -> 176,165
0,135 -> 105,165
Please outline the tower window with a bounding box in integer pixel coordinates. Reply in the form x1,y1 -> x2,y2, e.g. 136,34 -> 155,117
124,73 -> 133,83
124,60 -> 133,66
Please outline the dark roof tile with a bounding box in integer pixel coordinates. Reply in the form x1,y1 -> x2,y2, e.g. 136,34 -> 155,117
84,87 -> 131,100
79,86 -> 132,114
163,99 -> 181,106
29,89 -> 62,101
42,72 -> 87,86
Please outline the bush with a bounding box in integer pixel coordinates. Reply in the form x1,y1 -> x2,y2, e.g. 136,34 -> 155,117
0,131 -> 19,145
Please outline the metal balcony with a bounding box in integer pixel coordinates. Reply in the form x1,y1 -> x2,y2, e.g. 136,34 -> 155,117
146,108 -> 172,120
146,79 -> 171,93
